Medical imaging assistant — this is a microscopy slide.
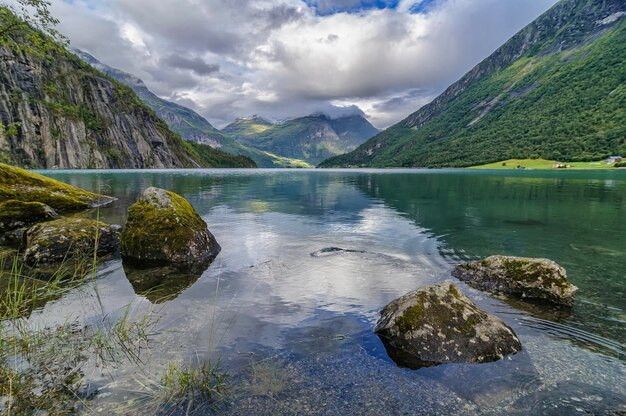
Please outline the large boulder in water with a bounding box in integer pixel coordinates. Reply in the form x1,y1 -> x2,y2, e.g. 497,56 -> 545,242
0,200 -> 60,247
23,218 -> 120,265
121,187 -> 220,267
452,256 -> 577,306
0,163 -> 114,212
374,282 -> 521,368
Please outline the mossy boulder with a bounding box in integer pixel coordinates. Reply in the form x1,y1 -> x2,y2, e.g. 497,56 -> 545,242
0,163 -> 114,212
452,256 -> 577,306
121,187 -> 220,267
374,282 -> 521,368
0,200 -> 60,247
23,218 -> 120,265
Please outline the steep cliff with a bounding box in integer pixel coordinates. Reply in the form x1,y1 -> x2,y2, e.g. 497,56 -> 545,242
321,0 -> 626,168
0,19 -> 254,169
74,51 -> 305,168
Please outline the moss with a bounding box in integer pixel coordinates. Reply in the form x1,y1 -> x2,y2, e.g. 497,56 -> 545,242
501,258 -> 569,289
394,284 -> 485,338
0,200 -> 54,222
0,163 -> 112,212
121,189 -> 211,263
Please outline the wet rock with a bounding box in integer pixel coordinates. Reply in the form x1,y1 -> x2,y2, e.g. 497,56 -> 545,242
0,200 -> 60,247
452,256 -> 577,306
121,187 -> 220,267
23,218 -> 120,265
374,282 -> 521,367
310,247 -> 367,257
0,163 -> 114,212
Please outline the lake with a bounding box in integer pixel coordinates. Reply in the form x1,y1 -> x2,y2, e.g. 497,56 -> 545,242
34,168 -> 626,414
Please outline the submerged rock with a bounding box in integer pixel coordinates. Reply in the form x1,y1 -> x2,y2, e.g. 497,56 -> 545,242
374,282 -> 521,368
452,256 -> 577,306
121,187 -> 220,267
0,200 -> 60,247
23,218 -> 120,265
0,163 -> 114,212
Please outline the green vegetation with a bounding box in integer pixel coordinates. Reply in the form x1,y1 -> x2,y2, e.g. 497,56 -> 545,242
470,159 -> 619,170
183,141 -> 256,168
222,116 -> 274,138
0,163 -> 111,212
0,252 -> 157,414
0,0 -> 65,53
159,360 -> 227,404
321,1 -> 626,168
0,12 -> 255,169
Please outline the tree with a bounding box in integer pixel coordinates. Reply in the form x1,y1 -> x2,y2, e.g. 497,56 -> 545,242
0,0 -> 66,45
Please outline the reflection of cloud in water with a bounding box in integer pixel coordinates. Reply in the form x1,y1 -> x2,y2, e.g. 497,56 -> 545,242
203,204 -> 447,339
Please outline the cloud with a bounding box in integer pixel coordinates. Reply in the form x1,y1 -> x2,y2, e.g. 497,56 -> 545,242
53,0 -> 558,129
161,54 -> 220,76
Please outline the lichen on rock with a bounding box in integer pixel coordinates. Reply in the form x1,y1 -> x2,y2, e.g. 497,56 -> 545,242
121,187 -> 220,267
0,163 -> 114,212
23,217 -> 120,266
374,282 -> 522,368
452,255 -> 577,306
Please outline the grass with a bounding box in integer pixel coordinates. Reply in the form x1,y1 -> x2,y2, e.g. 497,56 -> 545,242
262,151 -> 314,168
0,258 -> 161,414
0,209 -> 232,413
469,158 -> 621,170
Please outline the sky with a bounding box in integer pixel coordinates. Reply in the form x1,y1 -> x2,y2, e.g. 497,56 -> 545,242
52,0 -> 558,129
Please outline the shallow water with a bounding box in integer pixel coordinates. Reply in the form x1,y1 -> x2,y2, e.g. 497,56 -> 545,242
34,168 -> 626,414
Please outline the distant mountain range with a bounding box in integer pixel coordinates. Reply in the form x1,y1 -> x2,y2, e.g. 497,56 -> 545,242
0,18 -> 254,169
321,0 -> 626,168
225,113 -> 379,166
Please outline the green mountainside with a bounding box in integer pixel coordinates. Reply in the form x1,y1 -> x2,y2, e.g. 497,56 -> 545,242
225,113 -> 379,166
320,0 -> 626,168
75,51 -> 306,168
0,14 -> 254,169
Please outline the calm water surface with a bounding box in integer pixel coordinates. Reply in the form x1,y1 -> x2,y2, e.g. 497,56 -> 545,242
35,169 -> 626,414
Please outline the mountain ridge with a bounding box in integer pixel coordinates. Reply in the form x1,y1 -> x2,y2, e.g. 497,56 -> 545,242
225,113 -> 379,165
74,51 -> 309,168
320,0 -> 626,168
0,18 -> 255,169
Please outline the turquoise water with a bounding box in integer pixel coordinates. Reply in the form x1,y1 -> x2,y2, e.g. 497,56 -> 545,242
35,169 -> 626,414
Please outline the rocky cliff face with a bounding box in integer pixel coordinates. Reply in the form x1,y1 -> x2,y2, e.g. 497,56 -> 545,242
74,51 -> 304,168
0,26 -> 252,169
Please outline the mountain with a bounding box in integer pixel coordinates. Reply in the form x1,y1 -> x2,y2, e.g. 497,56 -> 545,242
0,17 -> 255,169
75,51 -> 307,168
225,113 -> 379,166
320,0 -> 626,168
222,116 -> 274,138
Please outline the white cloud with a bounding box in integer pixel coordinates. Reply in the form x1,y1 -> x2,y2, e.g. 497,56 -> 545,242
53,0 -> 558,128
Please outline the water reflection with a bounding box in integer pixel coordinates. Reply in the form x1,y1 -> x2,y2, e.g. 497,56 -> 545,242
36,169 -> 626,414
122,262 -> 205,304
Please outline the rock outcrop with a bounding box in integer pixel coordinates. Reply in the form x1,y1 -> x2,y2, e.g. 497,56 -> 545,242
375,282 -> 521,368
121,187 -> 220,267
0,22 -> 255,169
0,200 -> 59,246
0,163 -> 113,212
23,218 -> 120,265
452,256 -> 577,306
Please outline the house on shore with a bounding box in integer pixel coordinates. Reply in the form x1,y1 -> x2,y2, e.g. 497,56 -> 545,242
605,156 -> 623,164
